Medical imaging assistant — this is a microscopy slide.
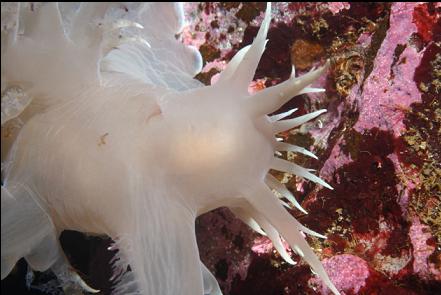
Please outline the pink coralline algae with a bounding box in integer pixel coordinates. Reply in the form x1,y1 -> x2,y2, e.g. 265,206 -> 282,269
309,254 -> 370,295
410,217 -> 441,281
353,2 -> 423,137
251,235 -> 292,257
195,208 -> 255,294
319,139 -> 352,180
327,3 -> 350,16
252,236 -> 282,256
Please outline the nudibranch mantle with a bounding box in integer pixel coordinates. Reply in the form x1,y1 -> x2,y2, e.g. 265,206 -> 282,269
1,3 -> 340,295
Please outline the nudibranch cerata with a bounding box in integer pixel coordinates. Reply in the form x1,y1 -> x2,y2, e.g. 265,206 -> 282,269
1,3 -> 340,295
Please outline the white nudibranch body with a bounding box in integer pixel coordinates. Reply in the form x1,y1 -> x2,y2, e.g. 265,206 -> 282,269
1,3 -> 340,295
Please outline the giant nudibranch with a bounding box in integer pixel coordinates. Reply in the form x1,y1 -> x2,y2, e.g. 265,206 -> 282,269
1,3 -> 340,295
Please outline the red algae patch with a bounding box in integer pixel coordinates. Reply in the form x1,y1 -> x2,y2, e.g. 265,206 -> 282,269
291,39 -> 325,71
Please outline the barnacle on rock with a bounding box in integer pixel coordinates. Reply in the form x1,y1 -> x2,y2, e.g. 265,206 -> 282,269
332,50 -> 365,97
